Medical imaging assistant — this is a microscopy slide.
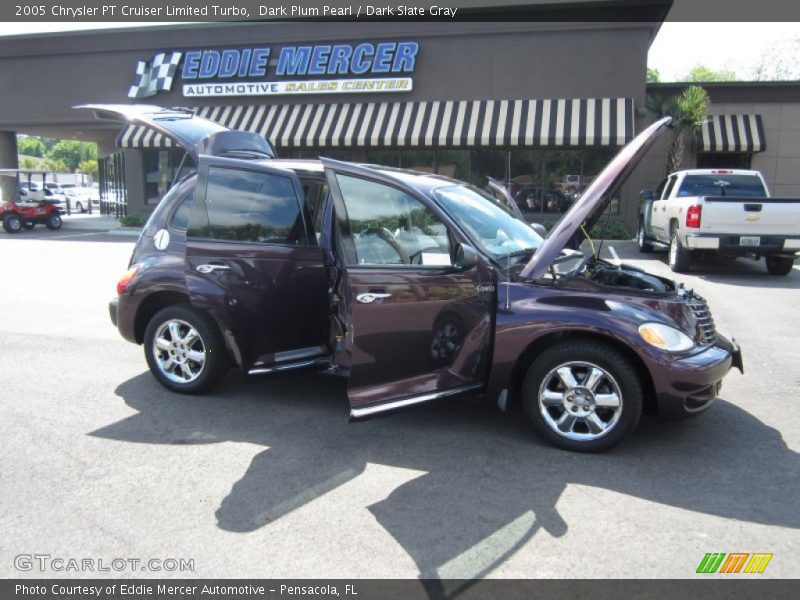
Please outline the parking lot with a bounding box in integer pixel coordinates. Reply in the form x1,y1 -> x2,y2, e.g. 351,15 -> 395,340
1,223 -> 798,581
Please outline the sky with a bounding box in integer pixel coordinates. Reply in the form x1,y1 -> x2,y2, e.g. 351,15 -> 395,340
0,21 -> 797,82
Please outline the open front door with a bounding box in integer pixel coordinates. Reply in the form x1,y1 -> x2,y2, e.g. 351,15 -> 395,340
323,159 -> 495,418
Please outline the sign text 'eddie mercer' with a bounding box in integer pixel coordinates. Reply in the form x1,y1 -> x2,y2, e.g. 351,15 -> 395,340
128,42 -> 419,99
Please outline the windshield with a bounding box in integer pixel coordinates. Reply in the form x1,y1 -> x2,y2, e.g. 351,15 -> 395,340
677,174 -> 766,198
433,184 -> 543,264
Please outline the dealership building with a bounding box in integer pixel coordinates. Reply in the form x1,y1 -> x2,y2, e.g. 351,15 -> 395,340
0,0 -> 799,231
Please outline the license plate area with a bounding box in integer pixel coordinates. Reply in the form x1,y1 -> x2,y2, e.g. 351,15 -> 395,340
739,236 -> 761,247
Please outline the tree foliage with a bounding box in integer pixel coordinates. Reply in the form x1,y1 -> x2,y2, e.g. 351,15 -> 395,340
17,136 -> 46,158
646,85 -> 710,175
751,37 -> 800,80
45,140 -> 98,172
646,67 -> 661,83
78,159 -> 99,179
680,65 -> 738,82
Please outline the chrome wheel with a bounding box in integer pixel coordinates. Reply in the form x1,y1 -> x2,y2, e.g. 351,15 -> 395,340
538,361 -> 622,441
152,318 -> 206,384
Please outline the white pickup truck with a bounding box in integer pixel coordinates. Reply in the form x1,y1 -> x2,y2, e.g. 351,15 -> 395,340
637,169 -> 800,275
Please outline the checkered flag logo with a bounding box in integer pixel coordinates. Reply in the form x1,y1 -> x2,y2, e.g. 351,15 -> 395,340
128,52 -> 183,99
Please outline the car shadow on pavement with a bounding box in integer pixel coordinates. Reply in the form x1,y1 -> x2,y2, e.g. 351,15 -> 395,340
93,371 -> 799,584
655,253 -> 799,289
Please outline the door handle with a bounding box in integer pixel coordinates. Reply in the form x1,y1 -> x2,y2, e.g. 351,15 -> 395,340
196,263 -> 231,274
356,292 -> 391,304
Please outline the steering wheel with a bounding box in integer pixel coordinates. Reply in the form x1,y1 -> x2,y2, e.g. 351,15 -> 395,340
359,227 -> 410,264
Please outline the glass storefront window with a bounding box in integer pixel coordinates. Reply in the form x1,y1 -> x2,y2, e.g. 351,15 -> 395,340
143,148 -> 185,206
509,147 -> 619,217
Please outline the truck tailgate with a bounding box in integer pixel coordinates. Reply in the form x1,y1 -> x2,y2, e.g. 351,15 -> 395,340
699,196 -> 800,235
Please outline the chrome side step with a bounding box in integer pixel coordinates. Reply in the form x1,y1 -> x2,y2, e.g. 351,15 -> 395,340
350,384 -> 483,419
248,357 -> 329,376
274,345 -> 327,363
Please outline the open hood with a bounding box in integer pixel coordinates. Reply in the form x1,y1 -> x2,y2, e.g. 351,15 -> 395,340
520,116 -> 671,281
76,104 -> 275,162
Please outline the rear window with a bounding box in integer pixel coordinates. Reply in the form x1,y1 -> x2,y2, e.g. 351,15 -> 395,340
677,175 -> 766,198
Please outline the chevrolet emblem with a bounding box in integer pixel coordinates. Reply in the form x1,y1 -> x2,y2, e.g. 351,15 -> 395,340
745,215 -> 761,221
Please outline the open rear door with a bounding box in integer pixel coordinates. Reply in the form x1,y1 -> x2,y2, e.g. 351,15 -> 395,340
76,104 -> 275,162
322,158 -> 495,418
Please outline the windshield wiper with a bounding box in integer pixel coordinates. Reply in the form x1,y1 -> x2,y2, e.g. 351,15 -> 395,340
505,248 -> 536,259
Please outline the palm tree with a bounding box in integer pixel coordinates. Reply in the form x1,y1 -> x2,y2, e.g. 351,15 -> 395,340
646,85 -> 710,175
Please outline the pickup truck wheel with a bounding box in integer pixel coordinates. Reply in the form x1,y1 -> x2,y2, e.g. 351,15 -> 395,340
522,341 -> 643,452
45,212 -> 62,230
3,213 -> 22,233
143,305 -> 228,394
668,231 -> 691,273
765,256 -> 795,276
637,222 -> 654,253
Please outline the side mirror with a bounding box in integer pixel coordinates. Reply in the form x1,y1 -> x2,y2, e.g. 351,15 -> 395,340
529,222 -> 547,237
639,189 -> 654,203
453,243 -> 478,271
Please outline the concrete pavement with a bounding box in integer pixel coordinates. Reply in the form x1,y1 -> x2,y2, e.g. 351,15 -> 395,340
0,233 -> 797,580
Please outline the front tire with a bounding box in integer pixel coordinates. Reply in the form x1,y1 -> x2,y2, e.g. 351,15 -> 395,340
45,212 -> 62,230
766,255 -> 795,276
668,230 -> 692,272
143,304 -> 229,394
637,221 -> 654,253
3,213 -> 22,233
522,340 -> 643,452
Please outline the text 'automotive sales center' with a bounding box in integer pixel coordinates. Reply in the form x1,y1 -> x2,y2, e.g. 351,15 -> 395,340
0,0 -> 798,232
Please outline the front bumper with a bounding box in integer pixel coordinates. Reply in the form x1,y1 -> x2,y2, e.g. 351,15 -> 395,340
653,335 -> 743,421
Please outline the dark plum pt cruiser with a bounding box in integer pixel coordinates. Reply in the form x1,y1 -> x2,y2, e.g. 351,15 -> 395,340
85,104 -> 743,452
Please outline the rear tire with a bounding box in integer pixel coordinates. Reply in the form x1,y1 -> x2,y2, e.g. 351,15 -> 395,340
45,212 -> 62,230
637,222 -> 654,253
3,213 -> 22,233
668,230 -> 692,273
522,340 -> 643,452
143,304 -> 229,394
765,255 -> 795,276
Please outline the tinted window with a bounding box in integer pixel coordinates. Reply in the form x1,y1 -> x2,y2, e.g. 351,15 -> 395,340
201,167 -> 306,245
677,174 -> 767,198
336,174 -> 451,267
170,190 -> 195,230
663,175 -> 678,199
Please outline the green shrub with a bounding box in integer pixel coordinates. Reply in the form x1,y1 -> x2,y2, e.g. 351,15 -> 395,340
120,213 -> 147,227
533,218 -> 631,240
589,220 -> 631,240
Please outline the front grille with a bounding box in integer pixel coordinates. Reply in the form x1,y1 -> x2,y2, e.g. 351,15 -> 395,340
688,294 -> 717,344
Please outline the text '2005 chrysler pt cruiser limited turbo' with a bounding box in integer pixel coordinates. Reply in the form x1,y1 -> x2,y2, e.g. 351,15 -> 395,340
87,104 -> 743,452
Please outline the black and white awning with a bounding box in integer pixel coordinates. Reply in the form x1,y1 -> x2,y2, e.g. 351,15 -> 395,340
117,97 -> 634,151
700,114 -> 766,153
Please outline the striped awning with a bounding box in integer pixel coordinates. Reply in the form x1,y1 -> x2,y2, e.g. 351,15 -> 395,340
700,114 -> 766,153
117,97 -> 634,151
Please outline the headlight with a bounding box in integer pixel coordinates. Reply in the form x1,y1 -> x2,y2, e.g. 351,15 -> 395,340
638,322 -> 694,352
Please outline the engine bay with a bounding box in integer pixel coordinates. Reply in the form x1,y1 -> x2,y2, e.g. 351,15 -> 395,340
575,256 -> 675,294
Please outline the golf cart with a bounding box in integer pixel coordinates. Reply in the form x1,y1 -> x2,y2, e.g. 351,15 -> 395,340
0,170 -> 64,233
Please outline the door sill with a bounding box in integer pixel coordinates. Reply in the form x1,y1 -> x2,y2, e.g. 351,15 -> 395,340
248,357 -> 330,376
349,384 -> 483,419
